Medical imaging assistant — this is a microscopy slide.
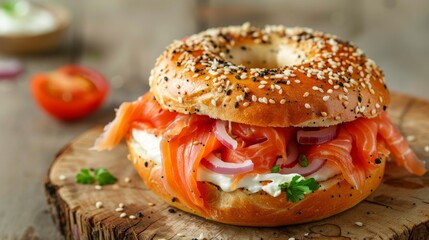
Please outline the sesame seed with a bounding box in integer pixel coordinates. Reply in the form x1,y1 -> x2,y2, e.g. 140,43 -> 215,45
375,103 -> 380,108
59,175 -> 67,181
424,145 -> 429,152
294,79 -> 301,83
280,99 -> 286,104
355,221 -> 364,227
95,201 -> 103,209
115,207 -> 124,212
129,215 -> 136,219
371,109 -> 377,115
177,233 -> 185,237
211,99 -> 217,106
94,185 -> 102,190
312,86 -> 319,91
321,112 -> 328,117
327,89 -> 333,94
193,140 -> 200,145
258,85 -> 265,89
252,95 -> 257,102
148,202 -> 155,206
305,103 -> 311,109
269,99 -> 276,104
118,203 -> 125,208
335,116 -> 341,121
323,96 -> 330,101
178,96 -> 183,103
303,92 -> 309,97
243,102 -> 250,107
119,213 -> 127,218
124,177 -> 131,183
406,135 -> 416,142
196,233 -> 205,240
288,238 -> 296,240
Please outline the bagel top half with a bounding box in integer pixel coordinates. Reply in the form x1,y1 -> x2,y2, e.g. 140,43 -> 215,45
149,23 -> 390,127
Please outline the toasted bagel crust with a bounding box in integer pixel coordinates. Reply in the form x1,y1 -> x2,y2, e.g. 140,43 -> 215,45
150,23 -> 390,127
127,138 -> 386,226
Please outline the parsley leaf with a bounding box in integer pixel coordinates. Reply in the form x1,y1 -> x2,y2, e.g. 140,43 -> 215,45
94,168 -> 117,186
279,175 -> 320,203
76,168 -> 95,184
76,168 -> 117,186
298,154 -> 309,167
271,164 -> 280,173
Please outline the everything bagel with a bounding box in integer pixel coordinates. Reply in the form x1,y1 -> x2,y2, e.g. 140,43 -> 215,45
94,23 -> 426,226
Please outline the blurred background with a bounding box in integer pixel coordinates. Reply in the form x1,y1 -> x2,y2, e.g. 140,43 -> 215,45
0,0 -> 428,238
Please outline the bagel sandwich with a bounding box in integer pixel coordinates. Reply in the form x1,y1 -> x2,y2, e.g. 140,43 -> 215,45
94,23 -> 426,226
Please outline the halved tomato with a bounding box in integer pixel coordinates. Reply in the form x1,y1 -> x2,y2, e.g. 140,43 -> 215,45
30,65 -> 109,120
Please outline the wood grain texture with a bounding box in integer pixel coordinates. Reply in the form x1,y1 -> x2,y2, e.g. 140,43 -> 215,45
44,93 -> 429,240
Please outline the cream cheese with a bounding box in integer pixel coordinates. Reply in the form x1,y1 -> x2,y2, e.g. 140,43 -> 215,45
0,2 -> 57,36
131,129 -> 341,197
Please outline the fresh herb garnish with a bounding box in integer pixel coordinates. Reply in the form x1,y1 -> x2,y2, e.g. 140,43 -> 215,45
298,154 -> 309,167
76,168 -> 117,186
279,175 -> 320,203
94,168 -> 118,185
76,168 -> 95,184
271,164 -> 280,173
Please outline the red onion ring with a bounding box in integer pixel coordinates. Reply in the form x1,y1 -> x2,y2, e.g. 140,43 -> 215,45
297,125 -> 338,145
201,153 -> 253,175
213,120 -> 238,150
276,139 -> 299,168
0,59 -> 24,80
279,158 -> 326,176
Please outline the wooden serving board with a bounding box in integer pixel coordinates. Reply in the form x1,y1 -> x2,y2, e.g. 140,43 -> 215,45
44,93 -> 429,240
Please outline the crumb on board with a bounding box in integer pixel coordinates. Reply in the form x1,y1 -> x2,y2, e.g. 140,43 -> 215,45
95,201 -> 103,209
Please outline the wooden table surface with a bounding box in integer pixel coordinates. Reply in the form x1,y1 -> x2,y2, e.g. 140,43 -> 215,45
0,0 -> 428,239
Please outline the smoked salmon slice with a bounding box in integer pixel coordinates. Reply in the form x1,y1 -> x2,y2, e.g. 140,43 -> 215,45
344,117 -> 380,168
378,112 -> 426,176
161,115 -> 221,212
93,93 -> 176,150
221,123 -> 292,173
306,129 -> 367,190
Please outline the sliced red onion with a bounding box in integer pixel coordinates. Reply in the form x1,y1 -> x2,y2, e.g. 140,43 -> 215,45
280,158 -> 326,176
276,139 -> 299,168
0,59 -> 24,80
297,125 -> 338,145
213,120 -> 238,150
201,153 -> 253,175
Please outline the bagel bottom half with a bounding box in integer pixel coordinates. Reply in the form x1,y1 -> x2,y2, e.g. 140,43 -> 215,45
127,137 -> 386,227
